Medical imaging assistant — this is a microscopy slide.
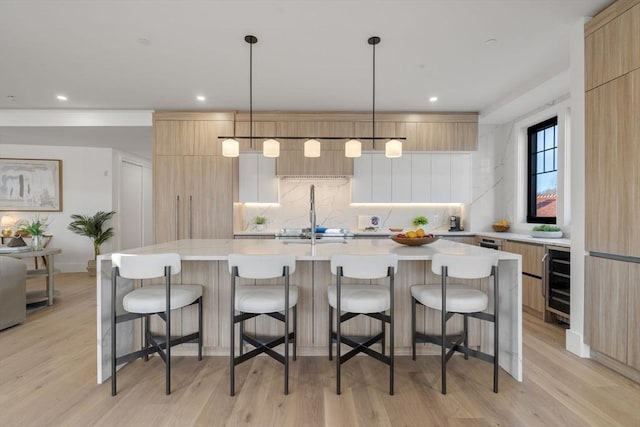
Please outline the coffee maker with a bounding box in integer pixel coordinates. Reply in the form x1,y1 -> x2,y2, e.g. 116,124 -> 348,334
449,216 -> 461,231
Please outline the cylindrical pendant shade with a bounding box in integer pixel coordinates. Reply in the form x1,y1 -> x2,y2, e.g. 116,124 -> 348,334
385,139 -> 402,158
304,139 -> 321,157
345,139 -> 362,158
222,138 -> 240,157
263,139 -> 280,157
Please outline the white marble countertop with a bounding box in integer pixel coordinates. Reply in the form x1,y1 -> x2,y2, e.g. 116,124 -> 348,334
476,231 -> 570,247
102,238 -> 520,262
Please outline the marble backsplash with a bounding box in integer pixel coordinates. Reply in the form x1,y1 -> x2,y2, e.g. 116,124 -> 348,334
237,178 -> 463,232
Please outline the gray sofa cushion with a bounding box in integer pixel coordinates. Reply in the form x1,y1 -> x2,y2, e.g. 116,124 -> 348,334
0,256 -> 27,330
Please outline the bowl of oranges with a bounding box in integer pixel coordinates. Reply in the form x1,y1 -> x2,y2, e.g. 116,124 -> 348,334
390,228 -> 439,246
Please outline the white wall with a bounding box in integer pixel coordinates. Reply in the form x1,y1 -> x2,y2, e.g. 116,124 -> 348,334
2,144 -> 114,272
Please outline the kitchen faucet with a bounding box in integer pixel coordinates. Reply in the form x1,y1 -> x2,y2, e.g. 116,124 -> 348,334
310,184 -> 316,246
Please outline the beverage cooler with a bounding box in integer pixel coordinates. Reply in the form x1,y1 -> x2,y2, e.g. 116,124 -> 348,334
544,245 -> 570,324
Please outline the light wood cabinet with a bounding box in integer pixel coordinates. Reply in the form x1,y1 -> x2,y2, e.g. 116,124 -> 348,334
440,236 -> 476,245
585,73 -> 633,256
153,113 -> 235,243
503,240 -> 545,315
275,121 -> 354,176
585,3 -> 640,90
414,122 -> 477,151
584,1 -> 640,380
585,256 -> 629,364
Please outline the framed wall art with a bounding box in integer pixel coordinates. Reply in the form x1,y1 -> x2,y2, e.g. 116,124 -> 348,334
0,158 -> 63,211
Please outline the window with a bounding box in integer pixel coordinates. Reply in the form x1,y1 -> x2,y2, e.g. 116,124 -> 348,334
527,117 -> 557,224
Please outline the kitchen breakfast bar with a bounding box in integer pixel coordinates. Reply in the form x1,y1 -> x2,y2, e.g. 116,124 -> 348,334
96,238 -> 522,384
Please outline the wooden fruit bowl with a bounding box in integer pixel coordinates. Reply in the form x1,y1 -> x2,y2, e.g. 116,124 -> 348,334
492,224 -> 509,232
390,235 -> 439,246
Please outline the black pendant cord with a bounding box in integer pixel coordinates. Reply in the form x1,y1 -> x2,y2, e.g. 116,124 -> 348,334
368,36 -> 380,147
245,35 -> 258,148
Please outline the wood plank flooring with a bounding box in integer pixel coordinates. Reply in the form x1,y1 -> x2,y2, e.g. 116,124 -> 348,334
0,273 -> 639,426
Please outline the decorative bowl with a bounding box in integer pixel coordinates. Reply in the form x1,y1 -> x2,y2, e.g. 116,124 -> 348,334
390,235 -> 439,246
530,230 -> 563,238
389,227 -> 403,232
492,224 -> 509,232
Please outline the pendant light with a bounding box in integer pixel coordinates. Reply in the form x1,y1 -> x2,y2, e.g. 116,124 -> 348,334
345,139 -> 361,158
368,36 -> 402,159
304,138 -> 321,157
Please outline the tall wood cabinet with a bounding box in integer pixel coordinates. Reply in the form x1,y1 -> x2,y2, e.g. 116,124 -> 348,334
584,0 -> 640,380
153,112 -> 235,243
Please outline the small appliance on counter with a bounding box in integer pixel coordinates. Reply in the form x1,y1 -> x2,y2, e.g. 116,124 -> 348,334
358,215 -> 381,231
449,216 -> 462,231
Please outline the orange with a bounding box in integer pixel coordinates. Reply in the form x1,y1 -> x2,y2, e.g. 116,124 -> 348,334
416,228 -> 425,237
406,230 -> 418,238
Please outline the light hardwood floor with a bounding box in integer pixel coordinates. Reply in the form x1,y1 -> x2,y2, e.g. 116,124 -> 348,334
1,273 -> 639,426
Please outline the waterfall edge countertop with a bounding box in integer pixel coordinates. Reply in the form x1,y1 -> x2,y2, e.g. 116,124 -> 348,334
106,237 -> 520,261
96,238 -> 522,385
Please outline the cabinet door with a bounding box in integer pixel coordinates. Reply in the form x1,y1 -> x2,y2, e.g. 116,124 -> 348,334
585,4 -> 640,90
411,153 -> 431,202
628,261 -> 640,370
585,256 -> 628,364
238,153 -> 277,203
352,153 -> 372,202
154,155 -> 186,243
371,153 -> 392,202
416,122 -> 456,151
503,241 -> 544,277
391,155 -> 412,202
154,121 -> 195,155
450,153 -> 471,203
430,154 -> 451,202
522,275 -> 545,315
457,123 -> 478,151
586,74 -> 633,256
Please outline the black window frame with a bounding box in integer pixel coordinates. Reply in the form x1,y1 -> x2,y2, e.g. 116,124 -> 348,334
527,116 -> 558,224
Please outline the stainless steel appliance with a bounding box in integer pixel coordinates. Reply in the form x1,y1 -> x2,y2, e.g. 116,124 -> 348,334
478,237 -> 502,250
449,216 -> 461,231
543,245 -> 570,324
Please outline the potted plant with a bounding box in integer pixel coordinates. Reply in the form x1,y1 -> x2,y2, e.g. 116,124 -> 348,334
531,224 -> 563,238
16,214 -> 49,250
412,215 -> 429,228
67,211 -> 116,276
254,215 -> 267,231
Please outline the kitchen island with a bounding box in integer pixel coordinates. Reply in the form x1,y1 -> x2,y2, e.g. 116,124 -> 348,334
96,238 -> 522,384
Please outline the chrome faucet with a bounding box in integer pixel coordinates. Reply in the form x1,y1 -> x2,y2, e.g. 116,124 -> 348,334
310,184 -> 316,246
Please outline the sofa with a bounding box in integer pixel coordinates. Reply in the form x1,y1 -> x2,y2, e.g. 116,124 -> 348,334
0,256 -> 27,330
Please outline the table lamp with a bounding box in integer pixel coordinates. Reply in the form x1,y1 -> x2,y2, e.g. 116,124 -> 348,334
1,215 -> 16,237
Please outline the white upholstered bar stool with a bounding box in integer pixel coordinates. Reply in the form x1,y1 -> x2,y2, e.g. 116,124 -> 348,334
228,254 -> 298,396
111,253 -> 203,396
328,254 -> 398,395
411,252 -> 499,394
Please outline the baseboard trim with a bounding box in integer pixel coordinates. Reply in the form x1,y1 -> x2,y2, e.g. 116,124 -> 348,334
590,350 -> 640,384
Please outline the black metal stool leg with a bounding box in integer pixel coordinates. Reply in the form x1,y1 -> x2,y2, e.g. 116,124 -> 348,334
328,306 -> 333,361
381,317 -> 386,356
463,314 -> 469,360
198,297 -> 203,361
411,297 -> 417,361
293,305 -> 297,361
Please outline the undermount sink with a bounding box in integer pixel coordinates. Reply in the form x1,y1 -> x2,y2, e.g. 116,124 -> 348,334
281,239 -> 348,244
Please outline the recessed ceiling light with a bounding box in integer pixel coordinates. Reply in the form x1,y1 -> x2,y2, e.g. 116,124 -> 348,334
485,38 -> 497,45
196,95 -> 206,101
429,96 -> 438,102
56,95 -> 68,101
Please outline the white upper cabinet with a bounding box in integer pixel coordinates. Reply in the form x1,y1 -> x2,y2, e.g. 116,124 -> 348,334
238,152 -> 278,203
352,152 -> 471,203
450,153 -> 472,203
391,155 -> 412,202
411,153 -> 431,202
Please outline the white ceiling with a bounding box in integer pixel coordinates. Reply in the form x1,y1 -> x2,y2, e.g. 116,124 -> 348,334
0,0 -> 610,158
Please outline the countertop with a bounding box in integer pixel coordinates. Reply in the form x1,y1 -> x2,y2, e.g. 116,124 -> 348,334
475,231 -> 570,247
103,237 -> 520,262
233,229 -> 570,247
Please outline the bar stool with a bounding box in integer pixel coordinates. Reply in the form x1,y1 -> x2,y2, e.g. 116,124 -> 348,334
228,253 -> 297,396
328,254 -> 398,395
411,252 -> 499,394
111,253 -> 203,396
